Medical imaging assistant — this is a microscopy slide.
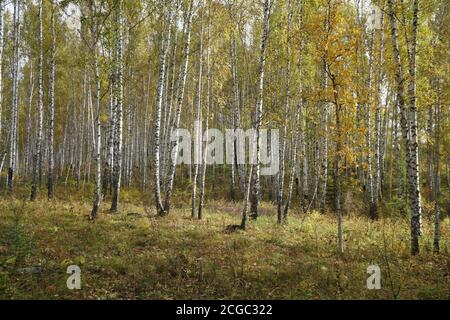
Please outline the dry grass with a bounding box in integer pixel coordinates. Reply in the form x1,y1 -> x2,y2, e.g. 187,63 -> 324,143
0,189 -> 449,300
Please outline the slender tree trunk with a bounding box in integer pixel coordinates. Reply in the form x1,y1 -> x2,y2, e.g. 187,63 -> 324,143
47,3 -> 56,200
250,0 -> 272,219
426,106 -> 433,190
77,70 -> 87,187
335,131 -> 344,255
25,62 -> 34,178
367,30 -> 376,219
0,151 -> 6,178
153,1 -> 174,215
103,77 -> 114,195
433,90 -> 441,253
230,32 -> 244,195
8,0 -> 20,193
192,3 -> 204,218
0,0 -> 3,148
91,59 -> 101,219
31,0 -> 43,200
164,0 -> 194,215
312,123 -> 320,209
299,0 -> 308,206
284,127 -> 298,221
277,0 -> 292,224
301,102 -> 309,203
331,77 -> 344,255
111,0 -> 124,213
321,1 -> 332,214
85,80 -> 94,184
141,72 -> 150,191
198,9 -> 211,220
433,89 -> 441,253
375,12 -> 385,203
91,2 -> 102,219
284,2 -> 304,219
162,27 -> 179,189
387,0 -> 422,255
379,91 -> 389,197
59,103 -> 68,179
241,156 -> 254,230
406,0 -> 422,256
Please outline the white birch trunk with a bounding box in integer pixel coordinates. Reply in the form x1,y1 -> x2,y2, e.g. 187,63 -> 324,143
250,0 -> 272,219
31,0 -> 43,200
111,0 -> 124,213
198,8 -> 211,220
367,30 -> 376,219
24,62 -> 34,177
8,0 -> 20,192
277,0 -> 292,224
406,0 -> 422,256
433,89 -> 441,253
0,0 -> 3,148
192,2 -> 204,218
387,0 -> 422,255
47,3 -> 56,199
230,32 -> 244,195
91,1 -> 102,219
153,1 -> 174,215
375,12 -> 385,203
164,0 -> 194,214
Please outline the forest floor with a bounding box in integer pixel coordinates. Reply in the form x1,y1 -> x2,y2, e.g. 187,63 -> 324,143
0,188 -> 449,300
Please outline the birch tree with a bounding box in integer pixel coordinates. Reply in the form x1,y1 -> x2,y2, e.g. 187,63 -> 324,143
47,2 -> 56,200
153,0 -> 175,216
111,0 -> 124,213
163,0 -> 194,215
374,10 -> 385,211
24,62 -> 34,177
198,3 -> 211,220
250,0 -> 272,219
31,0 -> 44,200
432,82 -> 441,253
0,0 -> 3,147
319,0 -> 330,214
366,28 -> 376,219
90,0 -> 102,219
406,0 -> 422,256
277,0 -> 292,224
8,0 -> 20,192
387,0 -> 422,255
192,1 -> 204,219
283,0 -> 304,221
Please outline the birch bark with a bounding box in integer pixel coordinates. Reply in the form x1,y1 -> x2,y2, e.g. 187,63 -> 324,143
192,2 -> 204,218
277,0 -> 292,224
163,0 -> 194,215
153,1 -> 174,215
250,0 -> 272,219
319,0 -> 330,213
48,2 -> 56,200
433,87 -> 441,253
111,0 -> 124,213
0,0 -> 3,147
25,63 -> 34,177
198,6 -> 211,220
31,0 -> 43,200
8,0 -> 20,192
91,0 -> 102,219
375,12 -> 385,203
367,30 -> 376,219
387,0 -> 422,255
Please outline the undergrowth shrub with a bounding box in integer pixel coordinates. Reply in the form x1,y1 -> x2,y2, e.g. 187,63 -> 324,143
2,206 -> 35,266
